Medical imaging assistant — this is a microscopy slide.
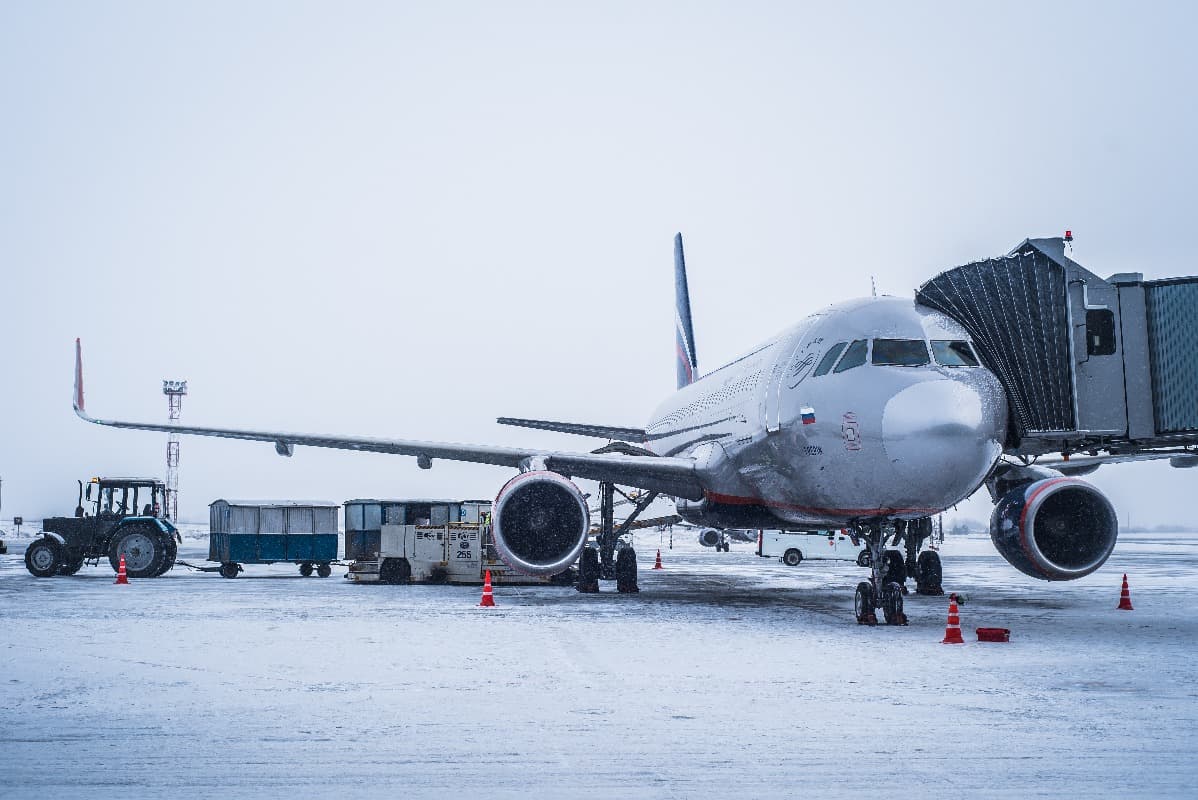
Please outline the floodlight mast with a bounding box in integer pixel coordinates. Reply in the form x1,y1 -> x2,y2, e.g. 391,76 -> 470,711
162,380 -> 188,521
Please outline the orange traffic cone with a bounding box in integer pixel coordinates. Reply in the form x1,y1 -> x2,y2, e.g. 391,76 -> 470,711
941,593 -> 964,644
479,569 -> 496,607
114,554 -> 129,585
652,550 -> 663,570
1117,573 -> 1133,610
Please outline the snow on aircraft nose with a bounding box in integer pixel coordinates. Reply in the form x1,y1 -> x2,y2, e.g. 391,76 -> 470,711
881,377 -> 1005,506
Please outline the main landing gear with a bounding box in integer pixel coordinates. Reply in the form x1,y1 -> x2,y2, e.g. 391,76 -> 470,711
853,523 -> 907,626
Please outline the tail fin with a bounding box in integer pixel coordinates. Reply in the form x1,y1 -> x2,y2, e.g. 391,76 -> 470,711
674,232 -> 698,389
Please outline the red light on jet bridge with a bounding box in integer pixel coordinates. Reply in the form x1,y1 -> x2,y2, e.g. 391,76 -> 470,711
1064,230 -> 1073,242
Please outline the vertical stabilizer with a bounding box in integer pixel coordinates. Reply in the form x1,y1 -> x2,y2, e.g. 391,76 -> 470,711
674,233 -> 698,389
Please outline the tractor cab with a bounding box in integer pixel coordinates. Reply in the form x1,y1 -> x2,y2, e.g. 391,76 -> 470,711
84,477 -> 167,521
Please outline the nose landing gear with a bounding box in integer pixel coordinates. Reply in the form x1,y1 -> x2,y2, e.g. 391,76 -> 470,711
852,523 -> 908,625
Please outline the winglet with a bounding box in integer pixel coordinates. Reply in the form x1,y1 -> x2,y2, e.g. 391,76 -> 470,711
73,338 -> 89,419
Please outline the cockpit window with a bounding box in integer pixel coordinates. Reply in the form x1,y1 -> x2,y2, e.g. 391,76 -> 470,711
833,339 -> 868,373
813,342 -> 847,377
931,340 -> 980,367
872,339 -> 930,366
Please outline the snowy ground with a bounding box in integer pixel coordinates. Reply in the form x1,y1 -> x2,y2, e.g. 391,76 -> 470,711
1,527 -> 1195,798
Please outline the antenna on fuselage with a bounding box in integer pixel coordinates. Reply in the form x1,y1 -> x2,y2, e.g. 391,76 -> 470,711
870,276 -> 877,297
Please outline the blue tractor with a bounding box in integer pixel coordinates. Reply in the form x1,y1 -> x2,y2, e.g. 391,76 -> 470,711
25,477 -> 179,578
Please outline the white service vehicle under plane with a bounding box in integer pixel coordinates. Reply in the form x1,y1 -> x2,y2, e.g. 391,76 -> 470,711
70,233 -> 1198,624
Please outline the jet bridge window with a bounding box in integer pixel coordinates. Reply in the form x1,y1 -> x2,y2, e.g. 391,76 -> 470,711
931,340 -> 980,367
872,339 -> 930,366
833,339 -> 868,373
813,342 -> 848,376
1086,309 -> 1116,356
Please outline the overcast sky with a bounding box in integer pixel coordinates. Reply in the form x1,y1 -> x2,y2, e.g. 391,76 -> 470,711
2,2 -> 1196,527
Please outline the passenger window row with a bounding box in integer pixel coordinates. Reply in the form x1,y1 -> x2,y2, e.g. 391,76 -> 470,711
811,338 -> 979,375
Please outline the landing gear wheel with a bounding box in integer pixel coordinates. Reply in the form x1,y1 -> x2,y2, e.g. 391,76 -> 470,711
856,549 -> 872,568
316,563 -> 332,578
379,558 -> 411,585
219,562 -> 240,579
915,550 -> 944,596
299,562 -> 314,577
782,548 -> 803,567
577,547 -> 600,593
882,549 -> 907,586
882,581 -> 908,625
854,581 -> 878,625
108,525 -> 167,578
58,555 -> 86,576
25,538 -> 63,578
615,547 -> 639,593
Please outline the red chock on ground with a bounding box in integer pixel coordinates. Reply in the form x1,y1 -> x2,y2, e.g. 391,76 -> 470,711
114,554 -> 129,585
478,569 -> 495,607
941,593 -> 964,644
1118,573 -> 1133,610
652,550 -> 663,570
976,627 -> 1010,643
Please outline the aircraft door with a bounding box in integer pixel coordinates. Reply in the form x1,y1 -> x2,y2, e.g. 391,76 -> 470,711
763,337 -> 819,433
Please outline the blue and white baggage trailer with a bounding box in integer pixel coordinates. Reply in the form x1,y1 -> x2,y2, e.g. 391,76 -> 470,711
207,499 -> 339,578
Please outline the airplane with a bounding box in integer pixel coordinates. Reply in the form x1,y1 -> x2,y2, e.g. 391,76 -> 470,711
70,233 -> 1186,624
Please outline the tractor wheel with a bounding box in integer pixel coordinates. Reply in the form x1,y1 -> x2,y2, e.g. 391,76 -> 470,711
856,549 -> 872,568
299,562 -> 314,577
25,538 -> 63,578
379,558 -> 411,585
154,535 -> 178,577
58,555 -> 86,576
316,563 -> 332,578
219,562 -> 240,579
108,524 -> 168,578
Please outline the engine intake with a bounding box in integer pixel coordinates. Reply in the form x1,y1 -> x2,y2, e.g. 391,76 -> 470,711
990,477 -> 1118,580
493,471 -> 590,576
697,528 -> 722,548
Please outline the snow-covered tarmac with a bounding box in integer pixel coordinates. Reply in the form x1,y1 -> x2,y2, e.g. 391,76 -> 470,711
1,528 -> 1195,798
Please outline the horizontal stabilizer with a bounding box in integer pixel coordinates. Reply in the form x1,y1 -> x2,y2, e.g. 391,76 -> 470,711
497,417 -> 648,443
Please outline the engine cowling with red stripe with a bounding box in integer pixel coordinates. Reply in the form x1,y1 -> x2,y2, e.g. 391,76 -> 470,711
492,471 -> 590,577
990,476 -> 1118,580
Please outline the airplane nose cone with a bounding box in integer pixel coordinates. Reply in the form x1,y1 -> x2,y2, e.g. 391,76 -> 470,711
882,378 -> 1005,506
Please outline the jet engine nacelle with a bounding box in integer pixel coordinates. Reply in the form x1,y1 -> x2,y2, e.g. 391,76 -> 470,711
492,471 -> 590,576
697,528 -> 722,548
990,477 -> 1118,581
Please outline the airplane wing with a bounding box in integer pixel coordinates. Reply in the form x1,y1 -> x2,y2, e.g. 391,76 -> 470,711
71,340 -> 705,500
496,417 -> 648,442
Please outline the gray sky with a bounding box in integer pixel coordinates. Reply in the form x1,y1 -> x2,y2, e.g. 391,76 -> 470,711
2,1 -> 1196,526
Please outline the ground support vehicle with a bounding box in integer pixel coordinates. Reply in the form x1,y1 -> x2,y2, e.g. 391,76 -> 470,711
207,499 -> 339,578
345,498 -> 553,585
25,478 -> 178,578
757,529 -> 867,566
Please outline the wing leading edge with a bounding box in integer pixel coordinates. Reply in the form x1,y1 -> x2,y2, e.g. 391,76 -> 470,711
71,339 -> 704,500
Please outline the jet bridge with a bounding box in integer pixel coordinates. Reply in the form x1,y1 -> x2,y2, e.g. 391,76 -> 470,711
916,236 -> 1198,457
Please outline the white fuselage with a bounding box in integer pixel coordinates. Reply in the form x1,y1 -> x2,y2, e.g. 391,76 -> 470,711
645,297 -> 1008,528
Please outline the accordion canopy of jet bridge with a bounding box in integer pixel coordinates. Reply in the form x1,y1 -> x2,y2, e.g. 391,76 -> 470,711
916,237 -> 1198,457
